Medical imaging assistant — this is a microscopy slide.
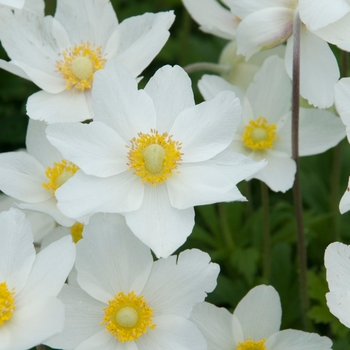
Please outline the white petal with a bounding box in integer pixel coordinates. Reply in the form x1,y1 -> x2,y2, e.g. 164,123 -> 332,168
0,59 -> 30,80
144,65 -> 195,133
340,179 -> 350,214
236,8 -> 294,59
285,28 -> 339,108
326,291 -> 350,328
298,108 -> 345,156
182,0 -> 237,39
0,209 -> 35,293
0,297 -> 64,350
191,302 -> 238,349
92,61 -> 156,142
246,55 -> 292,123
299,0 -> 350,30
16,236 -> 75,306
125,184 -> 195,258
27,89 -> 92,123
45,284 -> 106,349
56,170 -> 144,218
167,165 -> 238,209
171,90 -> 241,162
266,329 -> 332,350
74,330 -> 123,350
40,225 -> 70,249
46,122 -> 128,177
76,213 -> 153,303
234,285 -> 282,340
142,249 -> 219,317
335,78 -> 350,142
137,314 -> 207,350
0,151 -> 50,203
0,0 -> 25,8
55,0 -> 118,45
111,12 -> 175,77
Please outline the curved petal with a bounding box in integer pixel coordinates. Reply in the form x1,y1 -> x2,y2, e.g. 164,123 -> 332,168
298,108 -> 345,156
44,284 -> 105,350
0,209 -> 35,294
75,330 -> 126,350
326,291 -> 350,328
182,0 -> 237,39
109,11 -> 175,77
40,225 -> 70,249
16,236 -> 75,306
340,179 -> 350,214
233,285 -> 282,340
191,302 -> 237,349
137,314 -> 207,350
0,297 -> 64,350
144,65 -> 195,133
0,59 -> 30,80
76,213 -> 153,303
46,122 -> 128,177
335,78 -> 350,142
236,8 -> 294,59
171,90 -> 241,162
285,27 -> 339,108
0,0 -> 25,8
125,184 -> 195,258
167,164 -> 239,209
266,329 -> 332,350
92,61 -> 156,142
27,89 -> 92,124
142,249 -> 219,317
299,0 -> 350,30
0,151 -> 50,203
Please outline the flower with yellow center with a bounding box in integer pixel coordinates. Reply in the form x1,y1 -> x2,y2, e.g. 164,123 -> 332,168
191,285 -> 332,350
0,208 -> 76,350
70,222 -> 84,243
44,213 -> 219,350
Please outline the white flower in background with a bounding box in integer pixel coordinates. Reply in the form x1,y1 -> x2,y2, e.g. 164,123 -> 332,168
45,61 -> 266,258
325,242 -> 350,328
0,208 -> 75,350
199,55 -> 345,192
0,0 -> 175,123
0,119 -> 79,226
191,285 -> 332,350
45,213 -> 219,350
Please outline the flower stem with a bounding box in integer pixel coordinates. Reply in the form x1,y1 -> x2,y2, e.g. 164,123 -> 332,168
183,62 -> 230,75
260,182 -> 271,282
291,12 -> 309,329
36,345 -> 45,350
218,203 -> 234,252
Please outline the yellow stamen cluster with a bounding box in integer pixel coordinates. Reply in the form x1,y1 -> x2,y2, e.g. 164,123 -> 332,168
242,117 -> 278,151
102,291 -> 155,342
127,129 -> 182,186
70,222 -> 84,243
42,159 -> 79,195
56,42 -> 106,91
0,282 -> 15,326
237,338 -> 267,350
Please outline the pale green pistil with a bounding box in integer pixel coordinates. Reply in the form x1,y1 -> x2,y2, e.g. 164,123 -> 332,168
116,307 -> 138,328
143,144 -> 165,173
251,128 -> 268,143
71,56 -> 93,81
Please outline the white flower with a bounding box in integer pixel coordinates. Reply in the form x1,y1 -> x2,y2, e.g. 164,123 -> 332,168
191,285 -> 332,350
0,0 -> 175,123
0,208 -> 76,350
324,241 -> 350,328
45,212 -> 219,350
45,61 -> 266,257
199,55 -> 345,192
0,119 -> 80,226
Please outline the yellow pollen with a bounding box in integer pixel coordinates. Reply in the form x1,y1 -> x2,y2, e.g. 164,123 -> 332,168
70,222 -> 84,243
0,282 -> 15,326
102,291 -> 155,342
42,159 -> 79,195
237,338 -> 267,350
127,129 -> 182,186
242,117 -> 278,151
56,42 -> 106,91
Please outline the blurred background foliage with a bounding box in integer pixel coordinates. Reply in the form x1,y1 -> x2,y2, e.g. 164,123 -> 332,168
1,1 -> 350,349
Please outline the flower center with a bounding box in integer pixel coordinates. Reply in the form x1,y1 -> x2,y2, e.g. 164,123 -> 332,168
237,338 -> 267,350
242,117 -> 278,150
0,282 -> 15,326
42,159 -> 79,195
102,291 -> 156,342
56,42 -> 106,91
70,222 -> 84,243
127,129 -> 182,186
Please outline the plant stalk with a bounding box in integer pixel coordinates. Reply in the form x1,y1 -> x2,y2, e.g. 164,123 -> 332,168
260,182 -> 271,282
